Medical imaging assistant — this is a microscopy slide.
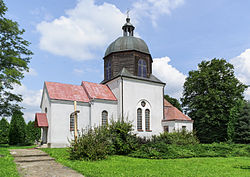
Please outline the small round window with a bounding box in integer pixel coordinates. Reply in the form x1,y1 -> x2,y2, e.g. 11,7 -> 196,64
141,101 -> 146,107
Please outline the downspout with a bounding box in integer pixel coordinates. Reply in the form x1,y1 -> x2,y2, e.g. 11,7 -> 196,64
121,76 -> 124,119
163,86 -> 164,120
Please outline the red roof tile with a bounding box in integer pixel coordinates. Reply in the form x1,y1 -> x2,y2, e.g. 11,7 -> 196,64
164,99 -> 173,107
81,81 -> 117,101
35,113 -> 48,127
164,106 -> 192,121
164,99 -> 192,121
45,82 -> 89,102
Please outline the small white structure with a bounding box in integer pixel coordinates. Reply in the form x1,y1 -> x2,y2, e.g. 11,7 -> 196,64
162,99 -> 193,133
35,17 -> 193,148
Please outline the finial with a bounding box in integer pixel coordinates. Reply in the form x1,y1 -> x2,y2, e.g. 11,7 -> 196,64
126,8 -> 130,18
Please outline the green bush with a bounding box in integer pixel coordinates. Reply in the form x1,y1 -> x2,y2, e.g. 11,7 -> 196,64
108,119 -> 138,155
129,143 -> 250,159
69,126 -> 113,161
152,130 -> 199,145
69,119 -> 138,161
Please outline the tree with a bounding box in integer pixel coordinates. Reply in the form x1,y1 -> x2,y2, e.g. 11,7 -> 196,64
0,117 -> 9,144
164,94 -> 182,112
9,110 -> 27,145
0,0 -> 32,117
234,101 -> 250,144
26,121 -> 41,144
181,58 -> 247,143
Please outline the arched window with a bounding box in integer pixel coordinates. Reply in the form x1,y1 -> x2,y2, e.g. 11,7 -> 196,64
45,107 -> 47,113
137,108 -> 142,130
138,59 -> 147,77
106,60 -> 111,80
145,109 -> 150,131
102,111 -> 108,125
70,114 -> 74,131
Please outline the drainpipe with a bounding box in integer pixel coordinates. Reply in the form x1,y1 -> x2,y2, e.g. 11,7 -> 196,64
121,77 -> 124,119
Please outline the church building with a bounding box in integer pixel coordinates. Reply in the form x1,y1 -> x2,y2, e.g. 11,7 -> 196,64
35,17 -> 193,148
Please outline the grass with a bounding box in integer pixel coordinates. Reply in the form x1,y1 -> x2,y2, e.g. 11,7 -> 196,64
42,148 -> 250,177
0,144 -> 36,177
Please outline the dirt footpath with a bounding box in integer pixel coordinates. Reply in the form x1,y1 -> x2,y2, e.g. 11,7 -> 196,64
10,149 -> 84,177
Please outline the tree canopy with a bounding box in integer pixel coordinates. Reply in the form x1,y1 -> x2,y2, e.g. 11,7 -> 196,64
0,0 -> 32,117
181,58 -> 247,143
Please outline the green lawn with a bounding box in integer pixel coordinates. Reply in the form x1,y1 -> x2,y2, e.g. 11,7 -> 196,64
42,148 -> 250,177
0,145 -> 36,177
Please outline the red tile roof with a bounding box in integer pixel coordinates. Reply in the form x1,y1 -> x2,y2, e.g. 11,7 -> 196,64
164,99 -> 173,107
45,82 -> 90,102
35,113 -> 48,127
163,99 -> 192,121
81,81 -> 117,101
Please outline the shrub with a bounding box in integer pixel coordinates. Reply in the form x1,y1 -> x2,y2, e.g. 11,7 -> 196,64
69,119 -> 138,160
152,130 -> 199,145
108,119 -> 138,155
69,126 -> 113,161
129,143 -> 250,159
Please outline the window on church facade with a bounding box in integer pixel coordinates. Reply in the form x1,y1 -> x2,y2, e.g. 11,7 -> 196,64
137,108 -> 142,130
138,59 -> 147,77
102,110 -> 108,125
70,114 -> 75,131
106,60 -> 111,80
145,109 -> 150,131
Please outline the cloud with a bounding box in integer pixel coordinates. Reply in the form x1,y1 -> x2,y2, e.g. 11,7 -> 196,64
73,68 -> 84,75
24,68 -> 38,77
230,49 -> 250,100
13,85 -> 42,122
132,0 -> 185,26
152,56 -> 186,99
30,6 -> 54,21
37,0 -> 125,61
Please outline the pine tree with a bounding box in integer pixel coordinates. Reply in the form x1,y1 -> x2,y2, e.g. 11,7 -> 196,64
26,121 -> 41,144
0,117 -> 9,144
9,110 -> 27,145
234,101 -> 250,144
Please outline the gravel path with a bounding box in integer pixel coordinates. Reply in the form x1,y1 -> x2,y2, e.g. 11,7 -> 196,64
10,149 -> 84,177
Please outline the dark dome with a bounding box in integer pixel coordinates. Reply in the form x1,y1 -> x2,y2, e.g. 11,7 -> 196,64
104,36 -> 150,57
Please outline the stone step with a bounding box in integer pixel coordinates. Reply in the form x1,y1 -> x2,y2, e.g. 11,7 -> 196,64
13,154 -> 49,157
14,156 -> 55,163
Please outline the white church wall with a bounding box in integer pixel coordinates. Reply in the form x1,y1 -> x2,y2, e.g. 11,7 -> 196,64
122,77 -> 164,137
40,88 -> 51,143
106,78 -> 121,118
90,100 -> 117,127
161,121 -> 176,133
49,100 -> 89,148
174,121 -> 193,132
162,120 -> 193,133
